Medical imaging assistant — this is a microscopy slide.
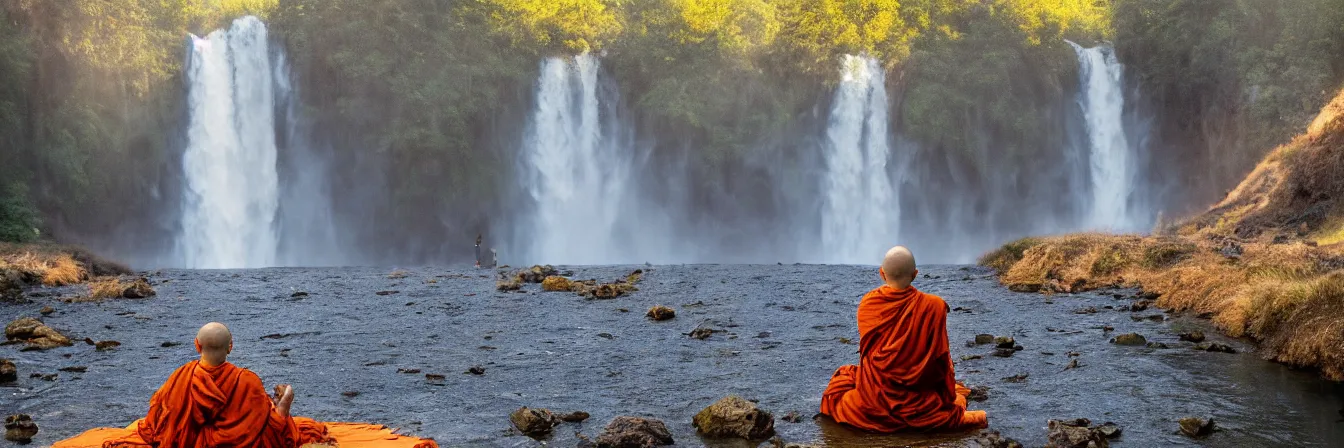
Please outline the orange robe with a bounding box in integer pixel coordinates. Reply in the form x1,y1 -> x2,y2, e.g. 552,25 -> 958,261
103,360 -> 333,448
820,285 -> 989,432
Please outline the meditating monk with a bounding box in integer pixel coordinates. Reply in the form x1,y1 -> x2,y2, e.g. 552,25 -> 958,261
820,246 -> 989,432
54,322 -> 438,448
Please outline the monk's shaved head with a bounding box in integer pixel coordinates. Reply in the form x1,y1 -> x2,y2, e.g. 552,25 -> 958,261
881,246 -> 917,288
195,322 -> 233,365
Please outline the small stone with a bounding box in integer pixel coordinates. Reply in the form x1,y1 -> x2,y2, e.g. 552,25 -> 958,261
1074,306 -> 1098,314
971,429 -> 1023,448
161,341 -> 181,347
496,276 -> 522,291
1110,333 -> 1147,346
1046,418 -> 1107,448
1096,422 -> 1122,438
559,411 -> 590,423
375,290 -> 399,296
1062,359 -> 1080,370
594,416 -> 673,447
993,348 -> 1015,358
58,366 -> 86,373
37,373 -> 56,381
597,333 -> 614,340
689,328 -> 716,340
994,336 -> 1015,348
0,359 -> 15,383
974,334 -> 995,344
1013,344 -> 1024,351
120,277 -> 156,299
646,305 -> 675,321
967,386 -> 990,402
1146,342 -> 1170,349
1204,343 -> 1237,353
1130,300 -> 1150,312
39,307 -> 53,316
4,414 -> 38,444
1179,331 -> 1206,343
1001,373 -> 1029,383
541,276 -> 573,291
424,373 -> 446,382
466,365 -> 485,375
1178,417 -> 1215,438
1102,325 -> 1115,332
510,407 -> 558,437
781,411 -> 802,423
961,354 -> 983,361
290,291 -> 309,298
341,391 -> 359,398
95,340 -> 121,351
692,395 -> 775,440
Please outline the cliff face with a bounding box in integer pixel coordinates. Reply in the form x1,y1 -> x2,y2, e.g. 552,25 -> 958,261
983,88 -> 1344,380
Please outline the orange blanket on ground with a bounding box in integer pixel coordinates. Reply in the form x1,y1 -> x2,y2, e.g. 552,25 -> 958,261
51,360 -> 436,448
54,422 -> 436,448
820,285 -> 988,432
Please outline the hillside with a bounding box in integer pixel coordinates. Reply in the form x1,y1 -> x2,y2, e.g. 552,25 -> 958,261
983,88 -> 1344,380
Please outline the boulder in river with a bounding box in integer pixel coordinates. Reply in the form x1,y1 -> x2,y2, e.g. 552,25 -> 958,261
1178,417 -> 1216,438
994,336 -> 1016,348
39,306 -> 53,316
4,414 -> 37,444
509,407 -> 558,437
541,276 -> 572,291
120,277 -> 155,299
692,395 -> 775,440
594,416 -> 673,447
1178,331 -> 1205,343
517,265 -> 558,283
974,334 -> 995,345
1130,300 -> 1151,312
5,317 -> 72,350
0,359 -> 15,383
969,429 -> 1023,448
1109,333 -> 1147,346
1045,418 -> 1109,448
496,275 -> 522,291
646,305 -> 675,321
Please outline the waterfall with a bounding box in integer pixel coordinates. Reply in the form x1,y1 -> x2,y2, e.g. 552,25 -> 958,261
1070,42 -> 1137,231
178,16 -> 279,269
520,54 -> 628,265
272,48 -> 343,266
820,55 -> 897,264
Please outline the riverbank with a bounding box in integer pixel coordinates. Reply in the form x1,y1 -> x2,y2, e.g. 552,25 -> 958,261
0,242 -> 130,301
982,88 -> 1344,381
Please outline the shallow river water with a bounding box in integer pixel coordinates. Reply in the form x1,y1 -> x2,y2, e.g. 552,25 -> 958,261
3,264 -> 1342,447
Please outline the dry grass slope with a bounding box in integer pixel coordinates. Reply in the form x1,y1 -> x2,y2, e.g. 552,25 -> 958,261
982,89 -> 1344,380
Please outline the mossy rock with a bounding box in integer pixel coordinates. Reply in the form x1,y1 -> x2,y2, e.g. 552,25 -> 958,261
692,395 -> 775,440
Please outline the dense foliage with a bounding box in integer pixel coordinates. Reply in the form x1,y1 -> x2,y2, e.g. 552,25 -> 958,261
0,0 -> 1340,262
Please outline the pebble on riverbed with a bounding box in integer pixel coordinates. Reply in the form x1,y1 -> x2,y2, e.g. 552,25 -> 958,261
1179,331 -> 1206,343
646,305 -> 675,321
969,429 -> 1022,448
692,395 -> 775,440
974,334 -> 995,345
1178,417 -> 1216,438
1110,333 -> 1147,346
0,359 -> 15,383
593,416 -> 674,447
509,407 -> 558,437
1046,418 -> 1120,448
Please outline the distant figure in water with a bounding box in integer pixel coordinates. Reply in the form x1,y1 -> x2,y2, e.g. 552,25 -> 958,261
54,322 -> 439,448
475,233 -> 483,268
820,246 -> 989,432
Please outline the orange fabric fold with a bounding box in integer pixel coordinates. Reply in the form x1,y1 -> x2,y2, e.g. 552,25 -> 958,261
55,422 -> 438,448
51,360 -> 437,448
820,285 -> 989,432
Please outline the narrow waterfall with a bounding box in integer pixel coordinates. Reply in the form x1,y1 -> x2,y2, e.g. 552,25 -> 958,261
521,54 -> 627,265
179,16 -> 279,269
272,48 -> 343,266
1070,42 -> 1136,231
820,55 -> 897,264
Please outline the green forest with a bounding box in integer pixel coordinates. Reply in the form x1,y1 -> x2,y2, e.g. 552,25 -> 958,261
1,0 -> 1341,258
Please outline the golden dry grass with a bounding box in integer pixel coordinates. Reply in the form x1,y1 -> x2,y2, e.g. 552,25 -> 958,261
0,251 -> 87,286
87,277 -> 128,300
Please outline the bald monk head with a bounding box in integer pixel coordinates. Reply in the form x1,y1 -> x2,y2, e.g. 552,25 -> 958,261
879,246 -> 918,290
194,322 -> 233,366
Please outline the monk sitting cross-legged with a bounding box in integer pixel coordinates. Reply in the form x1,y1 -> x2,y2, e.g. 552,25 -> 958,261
54,322 -> 438,448
820,246 -> 989,433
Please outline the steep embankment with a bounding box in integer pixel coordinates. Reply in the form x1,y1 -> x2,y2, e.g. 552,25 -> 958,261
982,88 -> 1344,380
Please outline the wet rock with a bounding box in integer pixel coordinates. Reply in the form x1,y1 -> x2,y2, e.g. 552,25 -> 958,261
688,327 -> 719,340
692,395 -> 775,440
1046,418 -> 1108,448
374,290 -> 399,296
1130,300 -> 1151,312
645,305 -> 675,321
1178,417 -> 1215,438
1013,344 -> 1024,351
974,334 -> 995,345
34,373 -> 56,381
120,277 -> 155,298
290,291 -> 308,298
58,366 -> 86,373
1074,307 -> 1098,314
341,391 -> 360,398
967,386 -> 990,402
1203,343 -> 1237,354
993,348 -> 1015,358
1135,291 -> 1159,301
5,317 -> 72,350
1110,333 -> 1147,346
0,359 -> 15,383
559,411 -> 590,423
1102,325 -> 1114,332
39,306 -> 53,316
4,414 -> 37,444
95,340 -> 121,351
397,368 -> 421,374
1179,331 -> 1206,343
781,411 -> 802,423
424,373 -> 446,382
1062,359 -> 1080,371
541,276 -> 572,291
1096,422 -> 1122,438
594,416 -> 673,447
510,407 -> 558,437
516,265 -> 558,283
961,354 -> 983,361
496,276 -> 522,291
1146,342 -> 1169,349
969,429 -> 1023,448
994,336 -> 1015,348
160,341 -> 181,347
466,365 -> 485,375
1001,373 -> 1029,383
